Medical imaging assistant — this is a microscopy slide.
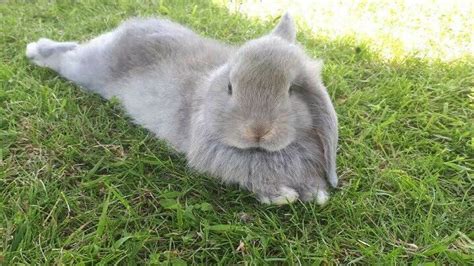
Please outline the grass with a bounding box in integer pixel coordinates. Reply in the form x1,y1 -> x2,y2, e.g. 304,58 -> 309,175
221,0 -> 474,61
1,0 -> 473,264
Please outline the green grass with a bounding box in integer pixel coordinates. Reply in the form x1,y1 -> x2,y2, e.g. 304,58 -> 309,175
1,0 -> 473,264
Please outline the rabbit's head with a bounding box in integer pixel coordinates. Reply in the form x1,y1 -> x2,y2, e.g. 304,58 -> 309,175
203,14 -> 324,152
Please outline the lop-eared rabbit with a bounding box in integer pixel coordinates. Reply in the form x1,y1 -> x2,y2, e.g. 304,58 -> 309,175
26,14 -> 338,205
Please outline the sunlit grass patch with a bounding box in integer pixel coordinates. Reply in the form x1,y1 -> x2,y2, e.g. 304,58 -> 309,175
217,0 -> 474,61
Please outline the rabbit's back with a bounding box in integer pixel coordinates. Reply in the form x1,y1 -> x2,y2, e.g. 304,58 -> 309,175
107,18 -> 232,78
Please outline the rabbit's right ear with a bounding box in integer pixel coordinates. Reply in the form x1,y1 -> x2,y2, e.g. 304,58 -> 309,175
271,13 -> 296,43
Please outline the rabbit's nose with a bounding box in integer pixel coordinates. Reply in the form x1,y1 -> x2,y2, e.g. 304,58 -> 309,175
245,125 -> 272,142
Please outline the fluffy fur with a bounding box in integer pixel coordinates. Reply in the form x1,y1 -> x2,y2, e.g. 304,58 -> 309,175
26,14 -> 338,205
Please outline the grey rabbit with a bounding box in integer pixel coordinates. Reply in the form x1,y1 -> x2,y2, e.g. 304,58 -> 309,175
25,13 -> 338,205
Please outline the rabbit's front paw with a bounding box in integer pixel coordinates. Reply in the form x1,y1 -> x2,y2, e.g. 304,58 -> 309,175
299,186 -> 330,205
258,186 -> 299,205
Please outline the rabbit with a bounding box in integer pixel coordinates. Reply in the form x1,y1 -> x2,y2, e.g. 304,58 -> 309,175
25,13 -> 338,205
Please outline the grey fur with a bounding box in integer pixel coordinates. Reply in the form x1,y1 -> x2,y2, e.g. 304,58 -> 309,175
25,14 -> 338,205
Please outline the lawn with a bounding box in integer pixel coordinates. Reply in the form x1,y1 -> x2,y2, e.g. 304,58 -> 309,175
1,0 -> 473,264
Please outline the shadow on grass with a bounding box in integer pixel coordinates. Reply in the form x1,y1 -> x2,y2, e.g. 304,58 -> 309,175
2,0 -> 472,264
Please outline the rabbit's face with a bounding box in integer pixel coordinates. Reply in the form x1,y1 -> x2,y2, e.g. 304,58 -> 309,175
204,37 -> 313,152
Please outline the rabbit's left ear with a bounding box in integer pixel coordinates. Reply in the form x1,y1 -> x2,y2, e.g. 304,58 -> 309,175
302,59 -> 338,188
271,13 -> 296,43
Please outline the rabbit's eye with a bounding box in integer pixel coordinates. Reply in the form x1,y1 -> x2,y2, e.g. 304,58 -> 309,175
289,84 -> 302,96
289,84 -> 296,95
228,83 -> 232,95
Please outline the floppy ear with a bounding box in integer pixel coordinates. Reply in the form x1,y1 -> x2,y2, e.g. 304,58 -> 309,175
303,60 -> 339,188
271,13 -> 296,43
